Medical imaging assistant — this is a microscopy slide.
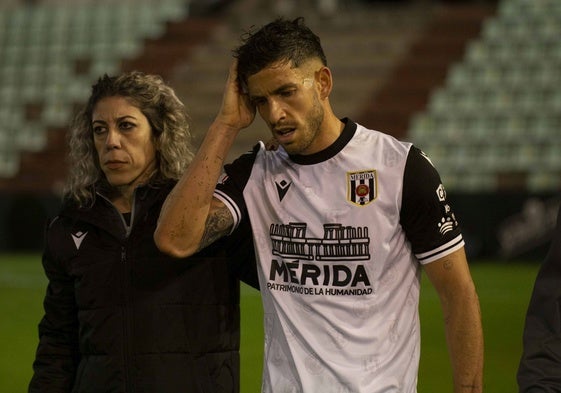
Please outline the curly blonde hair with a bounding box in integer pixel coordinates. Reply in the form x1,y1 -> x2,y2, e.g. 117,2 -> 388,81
65,71 -> 194,207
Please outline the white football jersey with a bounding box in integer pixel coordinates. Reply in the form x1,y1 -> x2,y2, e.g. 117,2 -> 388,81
215,119 -> 464,393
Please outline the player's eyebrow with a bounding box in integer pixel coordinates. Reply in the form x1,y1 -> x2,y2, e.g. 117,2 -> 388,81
249,82 -> 299,102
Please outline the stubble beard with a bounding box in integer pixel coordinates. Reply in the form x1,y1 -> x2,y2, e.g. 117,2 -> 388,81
283,96 -> 325,155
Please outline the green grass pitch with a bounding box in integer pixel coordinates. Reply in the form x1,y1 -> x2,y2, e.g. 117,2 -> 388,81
0,253 -> 540,392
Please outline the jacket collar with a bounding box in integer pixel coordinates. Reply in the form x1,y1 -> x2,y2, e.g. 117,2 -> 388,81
59,180 -> 175,239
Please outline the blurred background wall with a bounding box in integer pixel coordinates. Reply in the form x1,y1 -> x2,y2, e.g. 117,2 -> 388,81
0,0 -> 558,260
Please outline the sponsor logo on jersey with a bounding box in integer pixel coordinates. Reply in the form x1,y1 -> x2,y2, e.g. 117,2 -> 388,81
347,170 -> 377,206
275,179 -> 292,202
435,183 -> 459,236
436,183 -> 446,202
438,217 -> 455,235
267,222 -> 373,296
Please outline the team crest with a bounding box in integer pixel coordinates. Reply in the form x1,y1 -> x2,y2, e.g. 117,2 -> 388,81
347,170 -> 377,206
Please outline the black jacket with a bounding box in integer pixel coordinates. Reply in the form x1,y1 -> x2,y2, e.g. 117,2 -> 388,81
29,181 -> 259,393
518,204 -> 561,392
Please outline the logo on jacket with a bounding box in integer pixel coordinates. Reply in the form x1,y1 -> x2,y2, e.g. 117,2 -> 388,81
347,170 -> 377,206
71,231 -> 88,250
275,179 -> 292,202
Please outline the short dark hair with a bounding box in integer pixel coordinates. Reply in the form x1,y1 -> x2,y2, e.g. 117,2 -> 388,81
234,17 -> 327,88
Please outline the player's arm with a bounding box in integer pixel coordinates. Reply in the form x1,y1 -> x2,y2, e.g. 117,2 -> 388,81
423,247 -> 484,393
154,60 -> 255,258
154,122 -> 237,258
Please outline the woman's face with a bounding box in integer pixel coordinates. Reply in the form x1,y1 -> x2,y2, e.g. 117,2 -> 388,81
92,96 -> 157,192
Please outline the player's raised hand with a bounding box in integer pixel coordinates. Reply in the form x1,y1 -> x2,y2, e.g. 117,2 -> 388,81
214,59 -> 256,134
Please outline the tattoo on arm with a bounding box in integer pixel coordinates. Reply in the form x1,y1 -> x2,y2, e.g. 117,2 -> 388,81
198,204 -> 234,251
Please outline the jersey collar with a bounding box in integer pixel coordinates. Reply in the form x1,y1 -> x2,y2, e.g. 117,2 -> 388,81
289,118 -> 356,165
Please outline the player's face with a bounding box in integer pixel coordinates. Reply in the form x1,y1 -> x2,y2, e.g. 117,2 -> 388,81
247,60 -> 326,155
92,96 -> 157,192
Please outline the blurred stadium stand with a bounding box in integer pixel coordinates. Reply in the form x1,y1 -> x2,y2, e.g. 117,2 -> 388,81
408,0 -> 561,194
0,0 -> 193,249
0,0 -> 558,259
0,0 -> 189,192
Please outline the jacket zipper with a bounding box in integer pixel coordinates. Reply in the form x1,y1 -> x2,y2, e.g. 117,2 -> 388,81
97,189 -> 137,392
121,245 -> 134,392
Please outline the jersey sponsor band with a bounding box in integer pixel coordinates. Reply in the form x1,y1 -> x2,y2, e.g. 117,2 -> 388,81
266,281 -> 374,296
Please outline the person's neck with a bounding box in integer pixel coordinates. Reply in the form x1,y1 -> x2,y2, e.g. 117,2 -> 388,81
311,114 -> 344,154
106,183 -> 138,213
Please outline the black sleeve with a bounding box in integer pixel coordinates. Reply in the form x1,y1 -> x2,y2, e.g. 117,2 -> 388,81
217,145 -> 262,290
215,143 -> 261,226
29,218 -> 80,393
225,217 -> 260,290
518,205 -> 561,392
400,146 -> 462,257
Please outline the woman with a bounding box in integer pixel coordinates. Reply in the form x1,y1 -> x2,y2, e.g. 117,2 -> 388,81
29,72 -> 258,393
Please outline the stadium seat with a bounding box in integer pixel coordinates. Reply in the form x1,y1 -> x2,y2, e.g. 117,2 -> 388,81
408,0 -> 561,192
0,0 -> 189,178
0,150 -> 20,178
16,123 -> 47,152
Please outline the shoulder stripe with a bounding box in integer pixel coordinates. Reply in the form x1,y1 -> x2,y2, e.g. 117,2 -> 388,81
214,189 -> 242,232
415,234 -> 465,264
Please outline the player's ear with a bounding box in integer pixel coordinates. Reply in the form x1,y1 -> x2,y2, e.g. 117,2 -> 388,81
316,66 -> 332,99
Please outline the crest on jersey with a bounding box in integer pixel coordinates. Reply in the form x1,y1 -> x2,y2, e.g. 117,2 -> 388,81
347,170 -> 377,206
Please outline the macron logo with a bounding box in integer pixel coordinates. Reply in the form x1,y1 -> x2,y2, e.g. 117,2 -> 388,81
275,180 -> 292,202
71,231 -> 88,250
